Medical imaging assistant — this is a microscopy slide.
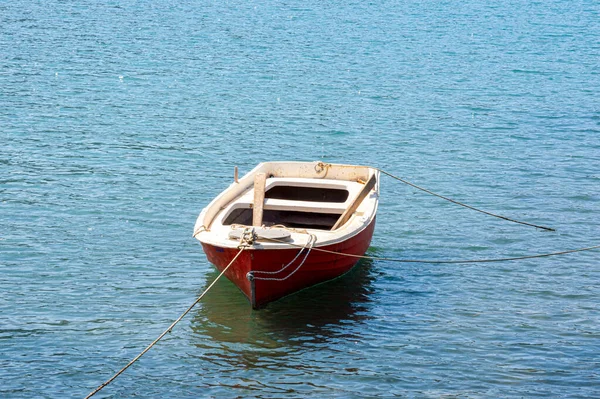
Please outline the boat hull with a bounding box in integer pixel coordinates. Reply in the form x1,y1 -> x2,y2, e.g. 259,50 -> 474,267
201,218 -> 376,308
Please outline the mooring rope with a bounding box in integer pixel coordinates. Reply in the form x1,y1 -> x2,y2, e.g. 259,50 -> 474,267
316,163 -> 555,231
251,234 -> 314,276
260,236 -> 599,264
84,246 -> 247,399
376,168 -> 555,231
251,234 -> 317,281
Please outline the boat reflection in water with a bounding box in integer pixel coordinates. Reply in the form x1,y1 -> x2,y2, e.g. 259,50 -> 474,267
190,259 -> 376,369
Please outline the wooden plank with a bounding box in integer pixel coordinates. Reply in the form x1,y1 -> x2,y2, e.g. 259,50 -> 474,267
252,173 -> 267,226
331,174 -> 377,230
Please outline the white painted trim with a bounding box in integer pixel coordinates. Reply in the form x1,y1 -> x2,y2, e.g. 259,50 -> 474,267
194,162 -> 379,250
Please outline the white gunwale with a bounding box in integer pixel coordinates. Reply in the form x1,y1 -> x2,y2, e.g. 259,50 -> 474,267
194,161 -> 379,250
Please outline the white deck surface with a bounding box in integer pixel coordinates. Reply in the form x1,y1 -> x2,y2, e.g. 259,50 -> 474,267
195,162 -> 379,249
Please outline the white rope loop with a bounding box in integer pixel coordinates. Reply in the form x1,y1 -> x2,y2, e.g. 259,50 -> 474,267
251,234 -> 317,281
251,234 -> 314,275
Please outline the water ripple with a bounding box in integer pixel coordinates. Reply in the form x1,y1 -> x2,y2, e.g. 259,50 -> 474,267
2,0 -> 599,398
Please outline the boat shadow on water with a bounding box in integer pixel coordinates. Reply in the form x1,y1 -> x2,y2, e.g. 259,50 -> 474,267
189,259 -> 377,367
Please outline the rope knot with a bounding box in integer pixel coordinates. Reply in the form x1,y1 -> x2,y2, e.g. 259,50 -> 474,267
238,227 -> 257,247
315,162 -> 332,174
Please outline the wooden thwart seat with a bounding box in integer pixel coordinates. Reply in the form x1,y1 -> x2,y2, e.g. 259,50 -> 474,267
331,174 -> 377,230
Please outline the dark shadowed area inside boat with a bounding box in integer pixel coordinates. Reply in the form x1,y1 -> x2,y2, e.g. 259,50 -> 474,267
265,186 -> 349,203
223,208 -> 339,230
221,184 -> 349,230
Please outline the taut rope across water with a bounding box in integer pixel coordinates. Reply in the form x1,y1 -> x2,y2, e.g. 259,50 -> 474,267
84,166 -> 587,397
260,236 -> 600,264
376,168 -> 555,231
316,162 -> 556,231
83,245 -> 247,399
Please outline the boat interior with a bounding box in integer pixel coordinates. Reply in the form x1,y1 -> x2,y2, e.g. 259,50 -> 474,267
220,178 -> 364,231
195,162 -> 379,242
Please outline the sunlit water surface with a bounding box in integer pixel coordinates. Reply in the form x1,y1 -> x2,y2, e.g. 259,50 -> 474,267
1,1 -> 599,398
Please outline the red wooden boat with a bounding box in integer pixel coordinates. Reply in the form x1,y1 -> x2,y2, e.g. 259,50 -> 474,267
193,161 -> 379,308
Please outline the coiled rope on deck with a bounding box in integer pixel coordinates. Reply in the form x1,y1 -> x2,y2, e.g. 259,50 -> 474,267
84,245 -> 247,399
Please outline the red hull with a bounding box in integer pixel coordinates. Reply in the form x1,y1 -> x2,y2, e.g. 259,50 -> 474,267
201,218 -> 376,308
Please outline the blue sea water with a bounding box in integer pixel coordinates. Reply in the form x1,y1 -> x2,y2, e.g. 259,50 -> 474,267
1,0 -> 599,397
